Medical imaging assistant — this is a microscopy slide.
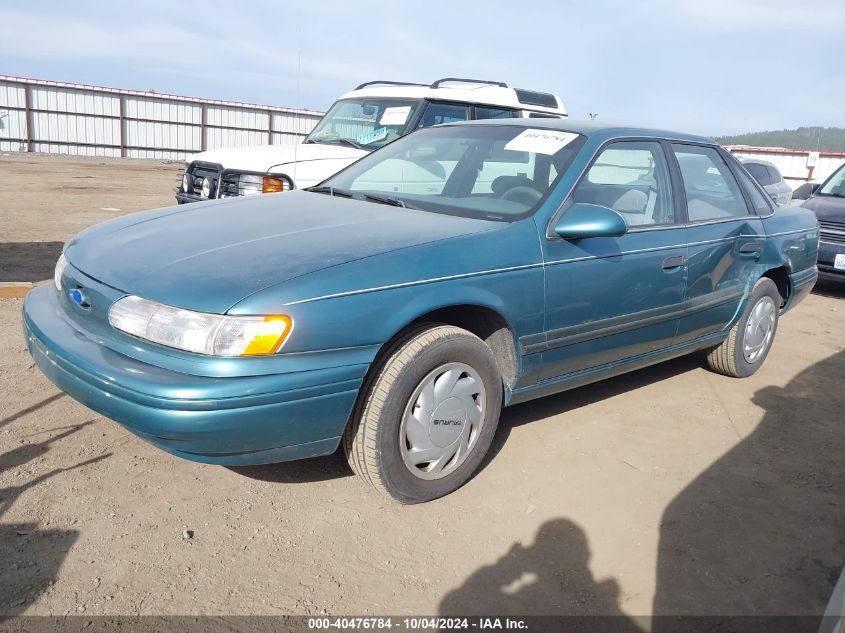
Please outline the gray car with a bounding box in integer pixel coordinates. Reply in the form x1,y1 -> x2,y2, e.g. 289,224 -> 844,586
741,158 -> 793,205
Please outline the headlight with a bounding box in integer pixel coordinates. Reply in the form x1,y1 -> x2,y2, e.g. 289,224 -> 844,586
201,177 -> 213,198
54,253 -> 69,291
108,295 -> 293,356
238,174 -> 263,196
181,173 -> 190,193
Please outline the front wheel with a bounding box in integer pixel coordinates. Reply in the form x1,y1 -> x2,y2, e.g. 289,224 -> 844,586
343,324 -> 503,503
706,277 -> 781,378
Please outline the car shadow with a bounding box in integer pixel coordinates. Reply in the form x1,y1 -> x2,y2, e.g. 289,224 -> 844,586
652,350 -> 845,623
483,354 -> 703,469
228,448 -> 353,484
231,356 -> 704,485
812,279 -> 845,299
0,241 -> 64,283
0,416 -> 111,615
438,517 -> 644,628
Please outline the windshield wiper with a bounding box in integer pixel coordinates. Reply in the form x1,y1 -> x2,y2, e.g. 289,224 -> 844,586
362,192 -> 407,208
321,138 -> 365,150
303,186 -> 354,198
306,186 -> 414,209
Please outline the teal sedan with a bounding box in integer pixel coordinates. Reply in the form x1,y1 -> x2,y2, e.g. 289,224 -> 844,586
23,120 -> 820,503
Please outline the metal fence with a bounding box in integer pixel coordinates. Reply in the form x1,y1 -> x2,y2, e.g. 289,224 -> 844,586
727,145 -> 845,188
0,75 -> 324,161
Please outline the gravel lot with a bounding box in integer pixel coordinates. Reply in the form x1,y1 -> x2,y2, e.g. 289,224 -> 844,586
1,153 -> 843,619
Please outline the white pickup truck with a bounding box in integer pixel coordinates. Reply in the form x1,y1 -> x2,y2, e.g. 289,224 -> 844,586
175,78 -> 566,204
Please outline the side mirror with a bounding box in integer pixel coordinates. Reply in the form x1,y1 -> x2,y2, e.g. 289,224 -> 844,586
553,202 -> 628,239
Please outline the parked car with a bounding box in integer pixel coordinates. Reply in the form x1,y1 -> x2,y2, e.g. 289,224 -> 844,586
799,162 -> 845,282
174,78 -> 566,204
740,158 -> 793,205
25,120 -> 820,503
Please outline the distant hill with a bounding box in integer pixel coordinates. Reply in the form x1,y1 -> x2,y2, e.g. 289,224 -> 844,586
716,127 -> 845,152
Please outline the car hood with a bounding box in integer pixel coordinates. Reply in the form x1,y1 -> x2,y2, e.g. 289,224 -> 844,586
802,195 -> 845,222
189,143 -> 367,173
65,191 -> 496,314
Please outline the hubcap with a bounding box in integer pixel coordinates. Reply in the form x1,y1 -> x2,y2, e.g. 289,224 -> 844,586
399,362 -> 486,480
743,295 -> 776,363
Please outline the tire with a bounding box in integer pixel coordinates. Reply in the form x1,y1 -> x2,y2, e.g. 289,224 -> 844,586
706,277 -> 781,378
343,324 -> 503,503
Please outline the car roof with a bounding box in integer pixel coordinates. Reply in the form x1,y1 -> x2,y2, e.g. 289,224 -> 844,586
740,157 -> 778,168
338,82 -> 566,116
435,117 -> 715,145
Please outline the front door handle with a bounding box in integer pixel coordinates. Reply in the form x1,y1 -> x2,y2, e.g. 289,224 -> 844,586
739,242 -> 763,256
662,255 -> 687,270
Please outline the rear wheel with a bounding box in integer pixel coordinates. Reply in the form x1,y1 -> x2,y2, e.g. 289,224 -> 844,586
706,277 -> 781,378
344,324 -> 503,503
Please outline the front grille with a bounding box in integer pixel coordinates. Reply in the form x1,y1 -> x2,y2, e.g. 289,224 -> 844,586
820,221 -> 845,245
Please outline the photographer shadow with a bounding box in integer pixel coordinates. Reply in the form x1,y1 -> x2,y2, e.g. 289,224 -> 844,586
439,518 -> 643,631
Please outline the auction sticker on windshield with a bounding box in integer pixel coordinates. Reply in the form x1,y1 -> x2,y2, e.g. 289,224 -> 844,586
358,127 -> 389,145
380,106 -> 411,126
504,129 -> 579,155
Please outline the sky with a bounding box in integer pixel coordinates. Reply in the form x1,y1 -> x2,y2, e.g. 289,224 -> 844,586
0,0 -> 842,136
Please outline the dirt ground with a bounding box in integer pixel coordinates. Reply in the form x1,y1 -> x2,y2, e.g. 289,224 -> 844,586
0,153 -> 843,620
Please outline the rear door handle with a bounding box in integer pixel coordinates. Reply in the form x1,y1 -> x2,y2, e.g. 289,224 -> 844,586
662,255 -> 687,270
739,242 -> 763,256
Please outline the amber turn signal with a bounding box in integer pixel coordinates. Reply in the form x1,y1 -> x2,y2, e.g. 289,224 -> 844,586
262,176 -> 290,193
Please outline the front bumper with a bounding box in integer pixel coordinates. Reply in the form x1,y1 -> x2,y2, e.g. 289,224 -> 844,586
818,239 -> 845,283
175,191 -> 204,204
23,285 -> 366,465
785,266 -> 819,310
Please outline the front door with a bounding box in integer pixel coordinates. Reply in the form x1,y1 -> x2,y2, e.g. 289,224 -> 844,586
538,140 -> 688,381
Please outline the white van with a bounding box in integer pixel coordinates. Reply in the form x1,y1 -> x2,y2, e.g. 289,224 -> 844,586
175,78 -> 566,203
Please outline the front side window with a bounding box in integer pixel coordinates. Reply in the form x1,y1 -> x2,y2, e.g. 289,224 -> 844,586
305,98 -> 422,150
571,141 -> 675,226
818,164 -> 845,197
321,125 -> 585,220
672,144 -> 750,221
416,102 -> 470,128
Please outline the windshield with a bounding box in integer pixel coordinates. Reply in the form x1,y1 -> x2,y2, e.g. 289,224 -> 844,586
304,98 -> 422,151
321,125 -> 585,221
818,164 -> 845,197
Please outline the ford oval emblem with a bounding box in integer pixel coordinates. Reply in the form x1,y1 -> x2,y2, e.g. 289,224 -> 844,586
70,288 -> 90,308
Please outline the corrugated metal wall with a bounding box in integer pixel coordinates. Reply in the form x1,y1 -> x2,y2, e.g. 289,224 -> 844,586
727,146 -> 845,188
0,75 -> 324,160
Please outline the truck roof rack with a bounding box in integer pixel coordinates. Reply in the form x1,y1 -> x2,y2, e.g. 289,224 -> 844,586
430,77 -> 509,89
354,80 -> 428,90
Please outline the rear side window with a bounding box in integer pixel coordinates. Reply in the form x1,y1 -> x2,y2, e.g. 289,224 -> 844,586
734,164 -> 773,215
766,165 -> 783,184
475,106 -> 518,120
417,102 -> 470,128
672,145 -> 750,221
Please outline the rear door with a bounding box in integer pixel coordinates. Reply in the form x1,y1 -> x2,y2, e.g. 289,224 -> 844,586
671,144 -> 768,344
